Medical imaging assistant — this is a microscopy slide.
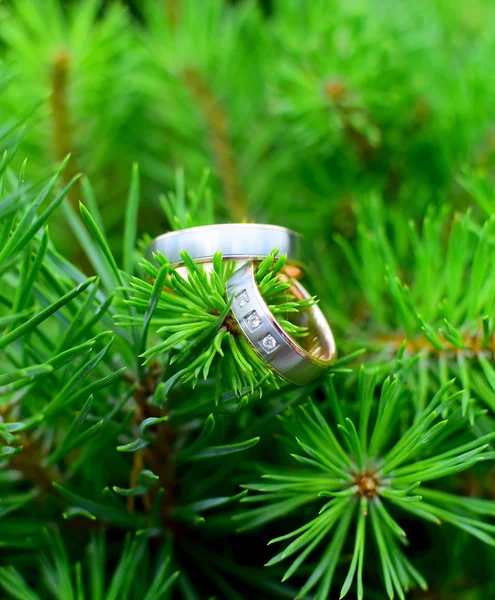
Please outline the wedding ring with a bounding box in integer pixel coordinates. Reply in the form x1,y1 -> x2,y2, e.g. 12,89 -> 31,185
226,262 -> 336,385
147,224 -> 306,278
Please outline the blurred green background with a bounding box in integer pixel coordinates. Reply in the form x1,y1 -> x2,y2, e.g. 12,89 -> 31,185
1,0 -> 494,260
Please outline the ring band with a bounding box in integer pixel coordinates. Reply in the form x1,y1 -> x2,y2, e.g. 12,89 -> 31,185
147,224 -> 306,278
226,262 -> 336,385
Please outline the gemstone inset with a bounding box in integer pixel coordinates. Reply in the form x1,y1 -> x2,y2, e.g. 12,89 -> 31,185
235,289 -> 250,308
260,333 -> 279,354
244,310 -> 262,332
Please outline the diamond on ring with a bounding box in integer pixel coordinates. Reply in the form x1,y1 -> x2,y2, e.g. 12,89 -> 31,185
244,310 -> 262,331
260,333 -> 279,354
235,289 -> 250,308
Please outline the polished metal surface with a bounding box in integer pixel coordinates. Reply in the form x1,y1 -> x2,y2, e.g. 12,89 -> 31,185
147,224 -> 306,277
226,262 -> 336,385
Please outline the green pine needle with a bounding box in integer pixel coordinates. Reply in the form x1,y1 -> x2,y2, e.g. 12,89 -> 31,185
236,374 -> 495,599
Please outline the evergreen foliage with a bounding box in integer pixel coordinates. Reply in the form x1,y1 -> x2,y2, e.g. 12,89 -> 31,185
1,1 -> 495,599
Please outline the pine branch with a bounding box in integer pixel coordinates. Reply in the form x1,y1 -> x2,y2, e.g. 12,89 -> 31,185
236,373 -> 495,599
331,200 -> 495,416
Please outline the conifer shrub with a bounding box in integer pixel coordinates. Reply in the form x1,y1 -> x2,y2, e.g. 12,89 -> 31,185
0,1 -> 494,599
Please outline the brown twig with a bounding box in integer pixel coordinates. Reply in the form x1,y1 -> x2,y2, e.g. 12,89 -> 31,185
374,328 -> 495,358
50,50 -> 80,205
165,0 -> 180,31
10,437 -> 61,496
127,448 -> 145,513
182,66 -> 248,221
2,402 -> 60,495
126,366 -> 176,524
324,78 -> 379,161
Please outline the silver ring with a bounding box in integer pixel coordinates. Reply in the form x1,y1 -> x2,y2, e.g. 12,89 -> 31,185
147,224 -> 306,278
226,262 -> 336,385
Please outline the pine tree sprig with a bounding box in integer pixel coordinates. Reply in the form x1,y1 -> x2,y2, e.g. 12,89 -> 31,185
117,246 -> 316,396
236,374 -> 495,599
